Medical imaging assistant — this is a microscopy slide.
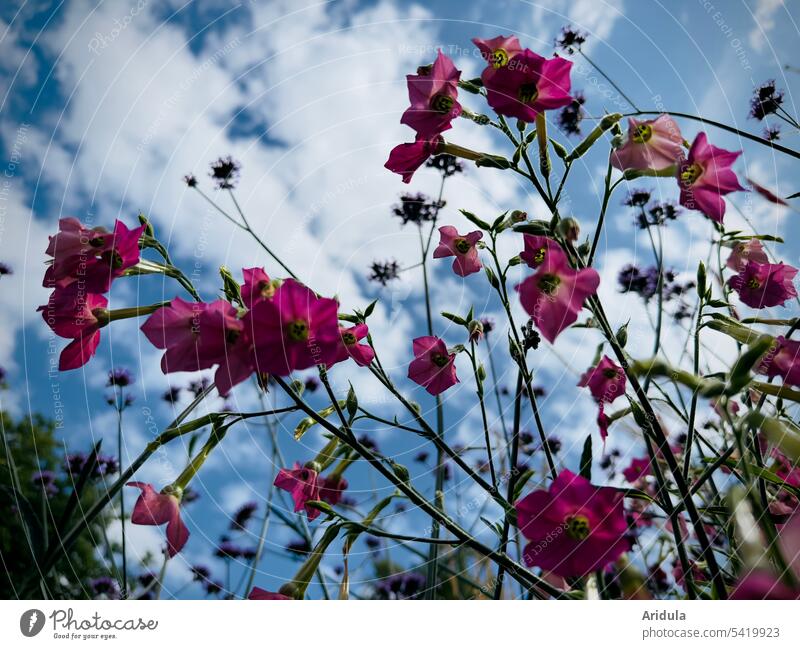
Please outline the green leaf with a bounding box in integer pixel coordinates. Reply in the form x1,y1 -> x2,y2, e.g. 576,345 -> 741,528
512,468 -> 535,502
580,435 -> 592,480
459,209 -> 491,230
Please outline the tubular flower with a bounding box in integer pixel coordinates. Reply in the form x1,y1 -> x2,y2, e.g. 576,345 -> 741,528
274,463 -> 322,521
407,336 -> 459,396
519,235 -> 566,269
472,35 -> 523,84
241,267 -> 274,308
610,115 -> 683,172
677,132 -> 744,223
38,285 -> 108,370
400,51 -> 462,139
127,482 -> 189,558
516,469 -> 629,577
759,336 -> 800,387
728,261 -> 798,309
247,279 -> 340,376
331,323 -> 375,367
433,226 -> 483,277
385,135 -> 443,183
726,238 -> 769,272
578,355 -> 626,404
484,48 -> 572,122
516,251 -> 600,343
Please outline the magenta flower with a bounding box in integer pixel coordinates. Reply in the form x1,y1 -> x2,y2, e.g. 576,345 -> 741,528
38,285 -> 108,370
385,135 -> 442,183
274,463 -> 322,520
728,261 -> 798,308
519,235 -> 565,269
622,457 -> 651,484
127,482 -> 189,558
332,324 -> 375,367
484,48 -> 572,123
472,35 -> 522,84
44,219 -> 144,293
400,51 -> 462,139
610,115 -> 683,172
760,336 -> 800,387
248,587 -> 291,600
319,475 -> 348,506
407,336 -> 459,396
516,251 -> 600,343
726,238 -> 769,272
248,279 -> 340,376
516,469 -> 629,578
241,267 -> 274,308
433,226 -> 483,277
677,132 -> 744,223
578,355 -> 626,404
731,570 -> 800,600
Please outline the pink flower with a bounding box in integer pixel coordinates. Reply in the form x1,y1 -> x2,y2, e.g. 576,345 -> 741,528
728,261 -> 798,308
731,570 -> 800,600
127,482 -> 189,558
247,279 -> 340,376
779,508 -> 800,582
44,219 -> 144,293
407,336 -> 459,396
516,251 -> 599,343
331,324 -> 375,367
385,135 -> 443,183
610,115 -> 683,171
241,267 -> 274,307
578,355 -> 626,404
142,298 -> 254,395
622,457 -> 651,484
519,235 -> 565,269
516,469 -> 629,577
248,587 -> 291,600
759,336 -> 800,387
678,132 -> 744,223
597,407 -> 612,442
400,51 -> 462,139
38,285 -> 108,370
433,226 -> 483,277
319,475 -> 348,506
274,463 -> 322,520
472,35 -> 523,84
484,49 -> 572,123
726,239 -> 769,272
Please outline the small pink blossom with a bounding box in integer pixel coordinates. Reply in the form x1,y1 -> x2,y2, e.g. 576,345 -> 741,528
274,463 -> 322,520
484,49 -> 572,122
622,457 -> 651,484
332,324 -> 375,367
728,261 -> 798,308
127,482 -> 189,557
400,51 -> 462,139
247,279 -> 340,376
519,235 -> 565,269
407,336 -> 459,396
759,336 -> 800,387
385,135 -> 443,183
726,239 -> 769,272
248,587 -> 291,600
44,219 -> 144,293
678,132 -> 744,223
610,115 -> 683,172
578,355 -> 626,404
38,285 -> 108,370
516,469 -> 629,577
472,35 -> 523,84
433,226 -> 483,277
241,267 -> 274,307
516,251 -> 600,343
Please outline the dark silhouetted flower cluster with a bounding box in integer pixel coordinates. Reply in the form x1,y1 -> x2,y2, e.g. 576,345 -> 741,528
392,193 -> 446,226
374,572 -> 426,599
107,367 -> 134,387
557,91 -> 586,136
64,452 -> 120,479
750,80 -> 783,120
369,260 -> 400,285
555,25 -> 587,53
635,201 -> 681,229
209,156 -> 241,189
426,153 -> 463,177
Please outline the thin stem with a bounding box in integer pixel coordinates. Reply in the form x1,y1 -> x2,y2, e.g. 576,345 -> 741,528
469,342 -> 498,488
578,49 -> 639,111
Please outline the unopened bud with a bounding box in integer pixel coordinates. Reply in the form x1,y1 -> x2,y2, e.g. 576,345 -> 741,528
557,217 -> 580,242
468,319 -> 484,343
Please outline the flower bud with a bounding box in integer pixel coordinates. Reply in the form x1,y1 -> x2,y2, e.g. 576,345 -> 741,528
468,319 -> 484,343
510,210 -> 527,223
557,217 -> 580,242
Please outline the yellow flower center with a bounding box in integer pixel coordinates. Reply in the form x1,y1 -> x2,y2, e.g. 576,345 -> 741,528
538,273 -> 561,295
518,82 -> 539,105
747,278 -> 761,290
342,331 -> 357,346
491,48 -> 509,68
533,247 -> 546,265
454,238 -> 471,254
287,320 -> 309,342
431,93 -> 454,113
680,163 -> 703,186
632,123 -> 653,144
565,514 -> 591,541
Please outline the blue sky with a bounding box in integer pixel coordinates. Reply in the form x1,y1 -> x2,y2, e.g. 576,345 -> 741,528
0,0 -> 797,598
